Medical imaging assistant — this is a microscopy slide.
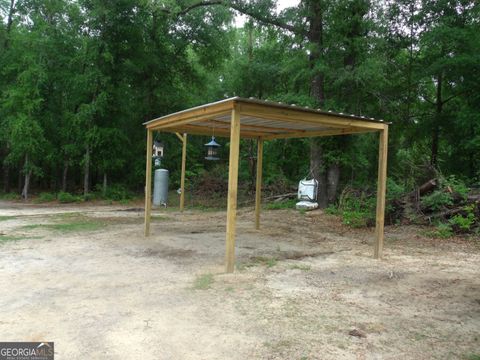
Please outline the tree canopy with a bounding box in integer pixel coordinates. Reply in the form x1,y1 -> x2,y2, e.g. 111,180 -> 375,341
1,0 -> 479,202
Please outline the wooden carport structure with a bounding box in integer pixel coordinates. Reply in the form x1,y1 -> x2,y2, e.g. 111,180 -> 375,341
143,97 -> 389,273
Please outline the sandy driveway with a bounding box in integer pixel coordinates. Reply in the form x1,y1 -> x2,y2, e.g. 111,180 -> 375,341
0,201 -> 479,359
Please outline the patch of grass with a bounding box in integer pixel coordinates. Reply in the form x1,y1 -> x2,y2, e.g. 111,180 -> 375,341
288,263 -> 311,271
0,235 -> 43,244
151,215 -> 168,221
264,199 -> 297,210
240,256 -> 278,269
411,331 -> 427,341
22,219 -> 104,233
0,215 -> 15,221
53,212 -> 82,219
192,273 -> 214,290
466,355 -> 480,360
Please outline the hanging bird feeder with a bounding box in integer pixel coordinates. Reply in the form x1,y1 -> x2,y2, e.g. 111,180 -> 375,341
204,136 -> 220,161
153,140 -> 164,167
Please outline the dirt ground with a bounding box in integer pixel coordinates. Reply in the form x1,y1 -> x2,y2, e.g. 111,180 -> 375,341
0,200 -> 479,359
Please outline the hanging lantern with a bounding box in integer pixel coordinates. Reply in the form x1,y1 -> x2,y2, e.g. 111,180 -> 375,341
204,136 -> 220,161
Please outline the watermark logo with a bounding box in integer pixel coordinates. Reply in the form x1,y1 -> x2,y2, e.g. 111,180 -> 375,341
0,342 -> 54,360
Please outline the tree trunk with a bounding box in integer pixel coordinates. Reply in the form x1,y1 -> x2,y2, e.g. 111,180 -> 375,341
310,138 -> 327,208
83,144 -> 90,196
431,72 -> 443,167
307,0 -> 325,106
103,171 -> 107,197
21,154 -> 31,201
3,0 -> 15,49
306,1 -> 328,206
327,163 -> 340,203
62,159 -> 68,192
17,169 -> 22,193
3,160 -> 9,193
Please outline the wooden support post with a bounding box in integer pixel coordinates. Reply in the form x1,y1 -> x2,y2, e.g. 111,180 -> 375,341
180,133 -> 187,212
374,126 -> 388,258
255,138 -> 263,230
225,108 -> 241,273
144,129 -> 153,236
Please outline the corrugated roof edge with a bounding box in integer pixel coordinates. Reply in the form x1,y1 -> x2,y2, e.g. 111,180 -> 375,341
143,96 -> 391,126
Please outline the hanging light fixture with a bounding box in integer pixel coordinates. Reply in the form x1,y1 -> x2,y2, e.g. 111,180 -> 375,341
204,136 -> 220,161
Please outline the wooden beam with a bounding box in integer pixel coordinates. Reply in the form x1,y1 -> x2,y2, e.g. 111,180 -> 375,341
144,129 -> 153,236
146,100 -> 234,129
161,124 -> 263,139
225,108 -> 241,273
237,102 -> 385,130
263,127 -> 377,140
180,133 -> 187,212
255,138 -> 264,230
175,132 -> 184,142
207,119 -> 297,134
374,126 -> 389,259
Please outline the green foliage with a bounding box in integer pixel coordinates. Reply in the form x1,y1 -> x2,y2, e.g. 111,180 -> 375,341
387,178 -> 406,201
449,213 -> 475,232
0,0 -> 479,206
101,184 -> 133,201
337,189 -> 376,228
325,205 -> 340,215
442,176 -> 469,200
35,192 -> 56,203
57,192 -> 81,203
425,223 -> 453,239
0,192 -> 20,200
342,209 -> 372,228
421,191 -> 454,211
422,176 -> 470,211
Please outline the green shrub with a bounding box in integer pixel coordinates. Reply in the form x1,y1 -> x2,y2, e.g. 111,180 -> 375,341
36,192 -> 56,203
325,205 -> 340,215
436,223 -> 453,238
103,184 -> 133,201
82,193 -> 97,202
342,210 -> 372,227
57,192 -> 81,203
424,222 -> 453,238
449,212 -> 476,232
337,188 -> 376,227
387,178 -> 406,200
421,191 -> 453,211
443,175 -> 469,200
0,192 -> 21,200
